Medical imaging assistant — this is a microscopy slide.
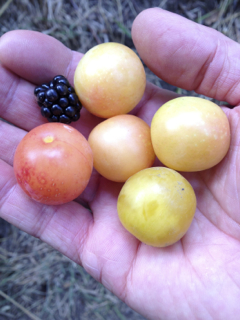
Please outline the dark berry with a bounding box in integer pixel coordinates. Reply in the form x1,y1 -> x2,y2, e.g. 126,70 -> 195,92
41,107 -> 52,118
34,86 -> 45,95
68,86 -> 74,94
59,97 -> 69,108
52,104 -> 63,116
68,93 -> 79,105
50,115 -> 59,122
37,101 -> 43,107
41,83 -> 50,90
49,81 -> 55,88
72,113 -> 80,122
34,75 -> 82,124
58,78 -> 69,86
65,106 -> 76,117
46,89 -> 58,102
59,114 -> 71,124
48,115 -> 59,122
43,99 -> 53,108
37,91 -> 45,103
56,84 -> 68,96
53,75 -> 66,84
75,103 -> 82,111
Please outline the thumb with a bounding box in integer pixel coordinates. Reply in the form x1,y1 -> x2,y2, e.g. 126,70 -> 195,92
132,8 -> 240,106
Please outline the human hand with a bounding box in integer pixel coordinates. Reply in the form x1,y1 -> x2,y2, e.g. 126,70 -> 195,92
0,7 -> 240,320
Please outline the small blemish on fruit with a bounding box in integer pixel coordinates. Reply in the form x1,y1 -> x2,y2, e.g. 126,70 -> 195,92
37,173 -> 47,185
43,136 -> 54,143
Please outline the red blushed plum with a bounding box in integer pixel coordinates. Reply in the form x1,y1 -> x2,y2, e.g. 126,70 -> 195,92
13,123 -> 93,205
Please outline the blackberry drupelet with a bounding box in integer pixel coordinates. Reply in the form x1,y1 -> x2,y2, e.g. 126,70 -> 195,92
34,75 -> 82,124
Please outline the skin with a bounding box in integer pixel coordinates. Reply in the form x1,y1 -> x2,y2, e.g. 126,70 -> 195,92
151,96 -> 231,171
14,123 -> 93,205
74,42 -> 146,118
0,7 -> 240,320
88,114 -> 155,182
117,167 -> 197,247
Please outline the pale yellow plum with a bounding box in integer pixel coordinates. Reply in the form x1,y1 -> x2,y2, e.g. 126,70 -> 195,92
74,42 -> 146,118
117,167 -> 196,247
88,114 -> 155,182
151,97 -> 231,172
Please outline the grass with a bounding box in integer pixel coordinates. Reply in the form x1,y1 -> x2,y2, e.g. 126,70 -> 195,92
0,220 -> 143,320
0,0 -> 240,319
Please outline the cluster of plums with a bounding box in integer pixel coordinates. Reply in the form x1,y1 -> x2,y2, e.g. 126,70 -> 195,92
14,43 -> 230,247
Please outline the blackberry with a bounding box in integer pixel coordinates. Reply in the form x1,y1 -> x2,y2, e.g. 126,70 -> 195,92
34,75 -> 82,124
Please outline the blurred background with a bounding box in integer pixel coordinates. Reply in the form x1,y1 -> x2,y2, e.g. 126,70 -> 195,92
0,0 -> 240,319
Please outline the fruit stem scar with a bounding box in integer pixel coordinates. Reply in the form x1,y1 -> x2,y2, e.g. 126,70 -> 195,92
43,136 -> 55,143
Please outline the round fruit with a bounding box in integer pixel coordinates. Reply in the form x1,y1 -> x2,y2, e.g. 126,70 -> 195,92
117,167 -> 196,247
151,96 -> 231,172
74,42 -> 146,118
88,115 -> 155,182
34,75 -> 82,124
14,123 -> 93,205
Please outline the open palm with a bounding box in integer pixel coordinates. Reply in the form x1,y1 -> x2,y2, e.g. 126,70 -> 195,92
1,8 -> 240,320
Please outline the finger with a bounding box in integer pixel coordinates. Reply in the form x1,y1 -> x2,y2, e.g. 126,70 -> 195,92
0,30 -> 101,133
0,30 -> 81,85
83,177 -> 139,297
0,66 -> 100,135
0,157 -> 138,299
0,65 -> 44,130
0,120 -> 26,165
132,8 -> 240,106
0,61 -> 176,135
0,158 -> 93,264
0,29 -> 179,134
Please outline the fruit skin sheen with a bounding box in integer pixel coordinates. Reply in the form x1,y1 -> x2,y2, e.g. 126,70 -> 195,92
13,123 -> 93,205
88,114 -> 155,182
151,96 -> 231,172
74,42 -> 146,118
117,167 -> 196,247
